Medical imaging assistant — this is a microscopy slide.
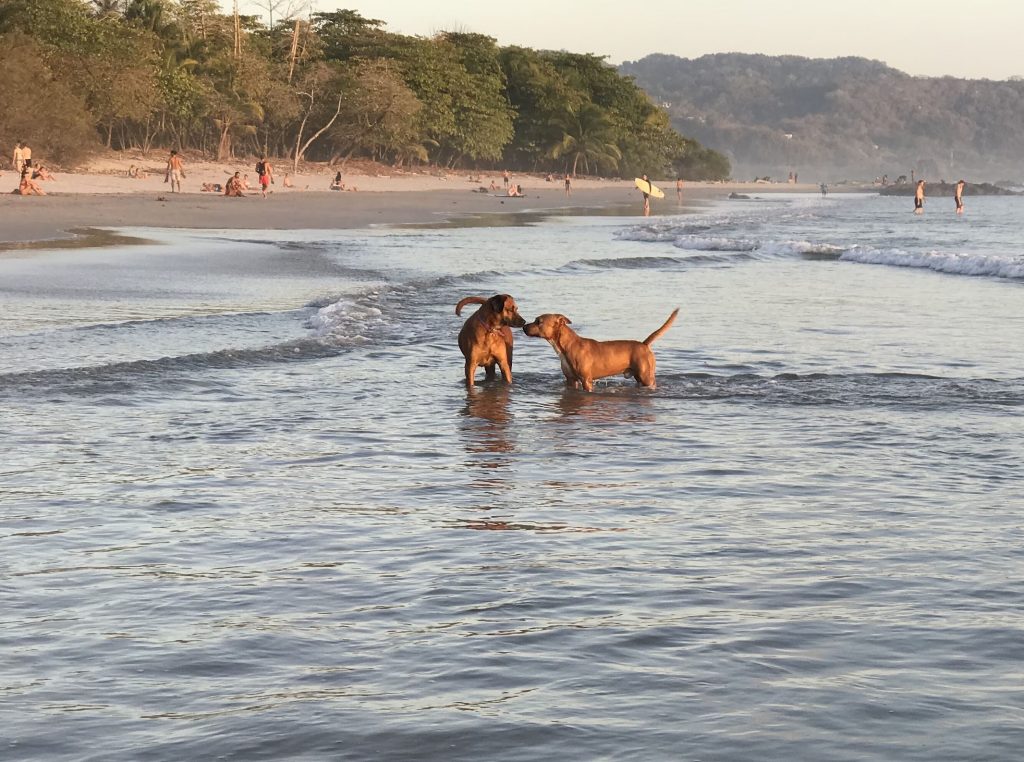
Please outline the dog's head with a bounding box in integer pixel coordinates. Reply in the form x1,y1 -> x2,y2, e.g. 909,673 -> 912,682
490,294 -> 526,328
522,313 -> 571,339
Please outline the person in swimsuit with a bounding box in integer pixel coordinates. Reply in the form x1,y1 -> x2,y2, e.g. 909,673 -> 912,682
914,180 -> 925,214
676,177 -> 684,202
224,171 -> 245,197
564,173 -> 572,196
954,179 -> 965,214
641,174 -> 651,216
18,168 -> 45,195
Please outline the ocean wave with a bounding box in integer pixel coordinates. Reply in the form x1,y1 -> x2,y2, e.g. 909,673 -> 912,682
512,371 -> 1024,409
306,293 -> 388,339
660,371 -> 1024,408
840,246 -> 1024,279
616,222 -> 1023,280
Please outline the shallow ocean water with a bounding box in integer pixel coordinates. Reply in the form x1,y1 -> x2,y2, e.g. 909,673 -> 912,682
2,193 -> 1023,760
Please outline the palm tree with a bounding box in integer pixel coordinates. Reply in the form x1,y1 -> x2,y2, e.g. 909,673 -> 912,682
549,102 -> 622,177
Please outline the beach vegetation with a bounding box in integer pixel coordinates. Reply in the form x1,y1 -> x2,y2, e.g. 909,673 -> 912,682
1,0 -> 730,180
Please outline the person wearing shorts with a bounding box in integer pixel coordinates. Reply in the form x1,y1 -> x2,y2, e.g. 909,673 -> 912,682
954,179 -> 965,214
256,156 -> 273,199
166,149 -> 184,193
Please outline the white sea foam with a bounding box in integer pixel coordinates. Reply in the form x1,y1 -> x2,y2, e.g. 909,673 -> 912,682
840,246 -> 1024,279
671,236 -> 759,252
306,294 -> 387,340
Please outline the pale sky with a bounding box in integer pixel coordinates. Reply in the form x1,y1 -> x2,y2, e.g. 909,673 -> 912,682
241,0 -> 1024,80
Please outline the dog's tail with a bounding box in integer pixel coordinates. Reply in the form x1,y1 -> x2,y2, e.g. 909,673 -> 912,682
643,308 -> 680,345
455,296 -> 487,316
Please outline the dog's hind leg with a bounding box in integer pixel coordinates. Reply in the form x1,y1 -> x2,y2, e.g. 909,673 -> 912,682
497,357 -> 513,383
484,363 -> 498,380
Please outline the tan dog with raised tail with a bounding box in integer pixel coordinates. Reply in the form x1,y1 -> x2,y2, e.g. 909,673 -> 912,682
523,308 -> 679,391
456,294 -> 527,387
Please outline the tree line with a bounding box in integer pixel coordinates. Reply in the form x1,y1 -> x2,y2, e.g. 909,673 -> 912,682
0,0 -> 730,179
622,52 -> 1024,182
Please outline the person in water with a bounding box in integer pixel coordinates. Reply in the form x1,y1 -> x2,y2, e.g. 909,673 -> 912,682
954,179 -> 965,215
640,174 -> 651,216
914,180 -> 925,214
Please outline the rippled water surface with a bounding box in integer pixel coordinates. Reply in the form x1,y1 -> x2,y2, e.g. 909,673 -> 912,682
3,194 -> 1023,760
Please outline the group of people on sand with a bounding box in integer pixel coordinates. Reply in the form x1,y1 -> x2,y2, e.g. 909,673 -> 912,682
168,149 -> 294,198
11,140 -> 57,195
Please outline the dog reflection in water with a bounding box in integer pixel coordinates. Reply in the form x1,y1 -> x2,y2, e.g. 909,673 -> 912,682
460,384 -> 514,457
554,386 -> 656,423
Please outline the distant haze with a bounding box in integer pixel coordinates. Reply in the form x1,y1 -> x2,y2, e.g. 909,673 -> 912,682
246,0 -> 1024,81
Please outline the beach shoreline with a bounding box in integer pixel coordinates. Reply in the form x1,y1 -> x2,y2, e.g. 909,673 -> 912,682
0,158 -> 860,245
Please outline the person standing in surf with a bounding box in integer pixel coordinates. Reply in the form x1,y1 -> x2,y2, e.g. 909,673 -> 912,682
914,180 -> 925,214
954,179 -> 965,215
676,177 -> 684,203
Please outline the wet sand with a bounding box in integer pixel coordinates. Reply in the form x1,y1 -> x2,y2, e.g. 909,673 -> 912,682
0,187 -> 662,245
0,179 -> 834,245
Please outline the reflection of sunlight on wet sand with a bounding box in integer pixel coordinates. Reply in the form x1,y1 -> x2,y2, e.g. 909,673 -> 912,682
554,387 -> 657,423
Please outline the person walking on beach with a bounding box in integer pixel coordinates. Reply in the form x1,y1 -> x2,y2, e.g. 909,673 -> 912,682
12,142 -> 25,173
676,177 -> 684,202
166,149 -> 185,193
954,179 -> 965,215
641,174 -> 651,217
256,156 -> 274,199
503,169 -> 510,191
914,179 -> 925,214
564,173 -> 572,196
21,142 -> 32,170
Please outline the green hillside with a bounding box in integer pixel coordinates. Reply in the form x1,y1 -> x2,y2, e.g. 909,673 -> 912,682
622,52 -> 1024,182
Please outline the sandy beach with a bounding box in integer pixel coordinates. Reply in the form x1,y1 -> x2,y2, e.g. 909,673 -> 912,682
0,156 -> 831,245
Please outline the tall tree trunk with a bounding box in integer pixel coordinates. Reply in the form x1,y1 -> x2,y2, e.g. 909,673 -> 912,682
293,93 -> 344,173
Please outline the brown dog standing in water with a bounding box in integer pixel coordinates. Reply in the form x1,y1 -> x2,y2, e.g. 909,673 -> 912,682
523,308 -> 679,391
456,294 -> 527,387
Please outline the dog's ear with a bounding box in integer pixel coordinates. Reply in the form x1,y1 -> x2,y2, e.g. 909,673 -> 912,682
488,295 -> 507,312
558,314 -> 572,326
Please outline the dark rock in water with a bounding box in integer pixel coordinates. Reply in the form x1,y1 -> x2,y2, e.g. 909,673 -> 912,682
879,181 -> 1021,197
728,192 -> 751,199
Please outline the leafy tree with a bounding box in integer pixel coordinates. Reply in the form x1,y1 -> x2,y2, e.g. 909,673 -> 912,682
550,102 -> 622,176
291,62 -> 345,171
0,0 -> 721,175
327,59 -> 424,166
0,33 -> 98,163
